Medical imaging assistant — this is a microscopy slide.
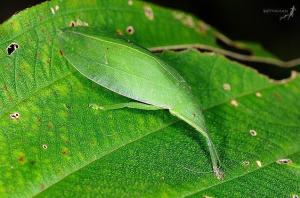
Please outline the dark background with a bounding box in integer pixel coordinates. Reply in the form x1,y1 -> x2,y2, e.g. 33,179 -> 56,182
0,0 -> 299,78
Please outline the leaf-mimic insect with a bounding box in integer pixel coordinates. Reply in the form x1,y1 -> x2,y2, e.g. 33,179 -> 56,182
58,28 -> 223,179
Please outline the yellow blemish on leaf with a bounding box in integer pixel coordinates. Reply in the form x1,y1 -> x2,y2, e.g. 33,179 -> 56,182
144,5 -> 154,20
256,92 -> 262,97
50,5 -> 59,15
256,160 -> 262,167
50,7 -> 55,15
230,99 -> 238,107
223,83 -> 231,91
128,0 -> 133,6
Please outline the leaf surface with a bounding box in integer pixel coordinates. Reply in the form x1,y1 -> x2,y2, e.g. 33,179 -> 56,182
39,51 -> 300,198
1,49 -> 299,197
0,0 -> 299,198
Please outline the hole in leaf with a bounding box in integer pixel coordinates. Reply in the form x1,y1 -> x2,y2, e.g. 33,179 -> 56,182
249,130 -> 257,136
42,144 -> 48,149
10,112 -> 20,120
233,60 -> 294,80
153,45 -> 296,80
7,43 -> 19,55
276,159 -> 292,165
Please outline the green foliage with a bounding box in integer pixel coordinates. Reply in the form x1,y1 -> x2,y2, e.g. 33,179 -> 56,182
0,0 -> 299,197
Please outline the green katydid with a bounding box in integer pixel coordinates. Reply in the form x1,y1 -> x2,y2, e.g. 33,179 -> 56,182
58,28 -> 223,179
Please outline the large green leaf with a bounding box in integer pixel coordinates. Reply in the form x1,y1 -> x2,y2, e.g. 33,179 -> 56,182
0,0 -> 299,197
1,48 -> 300,197
36,50 -> 300,198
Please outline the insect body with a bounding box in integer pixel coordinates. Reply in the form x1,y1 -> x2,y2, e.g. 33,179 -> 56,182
58,28 -> 223,179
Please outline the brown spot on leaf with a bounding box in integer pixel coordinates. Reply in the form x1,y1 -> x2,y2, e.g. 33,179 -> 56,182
40,184 -> 45,191
29,160 -> 36,165
276,158 -> 292,165
18,155 -> 25,164
47,122 -> 54,129
62,148 -> 70,155
126,26 -> 135,35
116,29 -> 124,36
144,5 -> 154,20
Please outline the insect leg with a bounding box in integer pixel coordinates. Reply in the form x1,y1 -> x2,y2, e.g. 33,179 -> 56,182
169,109 -> 223,180
89,102 -> 163,111
205,135 -> 224,180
